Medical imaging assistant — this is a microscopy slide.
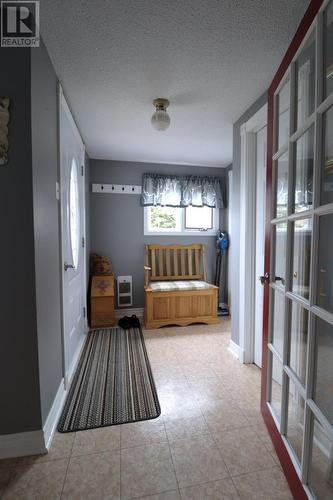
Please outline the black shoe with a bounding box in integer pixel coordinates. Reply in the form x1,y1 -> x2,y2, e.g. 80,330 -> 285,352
118,315 -> 140,330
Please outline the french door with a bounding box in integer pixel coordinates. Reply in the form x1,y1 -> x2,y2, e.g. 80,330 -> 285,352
262,1 -> 333,499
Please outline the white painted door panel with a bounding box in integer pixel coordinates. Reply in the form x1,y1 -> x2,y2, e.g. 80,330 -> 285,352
59,91 -> 86,384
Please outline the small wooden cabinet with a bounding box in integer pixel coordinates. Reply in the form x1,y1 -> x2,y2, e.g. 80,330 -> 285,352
90,275 -> 115,328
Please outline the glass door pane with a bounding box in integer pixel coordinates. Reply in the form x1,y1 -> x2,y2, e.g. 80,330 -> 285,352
321,105 -> 333,206
277,78 -> 291,150
316,214 -> 333,313
294,126 -> 314,213
275,151 -> 289,218
314,316 -> 333,427
270,353 -> 283,422
308,416 -> 333,499
286,378 -> 305,465
324,0 -> 333,99
292,218 -> 312,299
296,31 -> 316,129
271,290 -> 285,355
274,223 -> 287,286
289,302 -> 308,385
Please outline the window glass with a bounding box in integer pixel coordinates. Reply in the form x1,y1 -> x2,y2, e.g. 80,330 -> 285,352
324,0 -> 333,99
296,31 -> 316,129
69,159 -> 80,269
148,206 -> 181,232
275,151 -> 289,218
292,219 -> 312,300
320,105 -> 333,206
286,379 -> 305,465
145,206 -> 218,234
277,78 -> 290,150
185,206 -> 213,230
274,223 -> 287,286
294,126 -> 314,213
308,415 -> 333,499
271,290 -> 285,357
314,316 -> 333,426
316,214 -> 333,314
289,302 -> 308,386
270,353 -> 283,423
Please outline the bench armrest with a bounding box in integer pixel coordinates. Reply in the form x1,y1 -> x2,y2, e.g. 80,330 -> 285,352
144,266 -> 151,287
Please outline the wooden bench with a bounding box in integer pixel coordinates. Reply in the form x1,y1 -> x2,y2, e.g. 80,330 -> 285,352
144,244 -> 219,329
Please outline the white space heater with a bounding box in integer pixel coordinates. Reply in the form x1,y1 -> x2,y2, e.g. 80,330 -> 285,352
117,276 -> 133,307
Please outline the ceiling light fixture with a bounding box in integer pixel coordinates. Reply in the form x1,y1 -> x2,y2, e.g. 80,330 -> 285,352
151,98 -> 170,131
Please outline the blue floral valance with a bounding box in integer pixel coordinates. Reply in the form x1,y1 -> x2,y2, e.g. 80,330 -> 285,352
141,173 -> 226,208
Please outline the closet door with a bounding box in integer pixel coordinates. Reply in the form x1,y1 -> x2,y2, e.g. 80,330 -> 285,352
261,1 -> 333,498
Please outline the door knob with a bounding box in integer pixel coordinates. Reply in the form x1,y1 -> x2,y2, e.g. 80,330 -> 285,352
259,272 -> 270,285
64,262 -> 75,271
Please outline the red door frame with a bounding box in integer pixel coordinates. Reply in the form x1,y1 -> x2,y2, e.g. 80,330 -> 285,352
261,1 -> 325,498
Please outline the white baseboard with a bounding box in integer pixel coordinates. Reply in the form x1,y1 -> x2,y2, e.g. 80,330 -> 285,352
0,430 -> 46,459
115,307 -> 144,319
43,379 -> 66,450
228,339 -> 240,359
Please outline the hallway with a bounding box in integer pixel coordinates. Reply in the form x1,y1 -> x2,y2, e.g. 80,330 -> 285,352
0,319 -> 291,499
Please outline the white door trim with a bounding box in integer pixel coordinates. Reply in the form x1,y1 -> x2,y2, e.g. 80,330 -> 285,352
238,104 -> 267,363
58,84 -> 87,387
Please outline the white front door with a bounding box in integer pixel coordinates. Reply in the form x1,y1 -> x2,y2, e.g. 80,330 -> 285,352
254,125 -> 267,368
59,88 -> 86,385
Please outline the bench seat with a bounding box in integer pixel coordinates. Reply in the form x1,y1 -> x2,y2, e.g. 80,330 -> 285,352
149,280 -> 216,292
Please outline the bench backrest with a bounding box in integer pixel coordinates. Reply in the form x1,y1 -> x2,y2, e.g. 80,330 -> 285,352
145,244 -> 206,281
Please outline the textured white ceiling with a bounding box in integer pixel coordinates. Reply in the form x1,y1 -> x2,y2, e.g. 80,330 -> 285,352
40,0 -> 310,167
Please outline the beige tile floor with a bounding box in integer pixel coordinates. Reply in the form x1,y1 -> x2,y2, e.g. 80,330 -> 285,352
0,318 -> 293,499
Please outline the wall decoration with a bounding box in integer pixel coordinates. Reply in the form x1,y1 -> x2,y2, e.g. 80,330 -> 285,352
0,97 -> 10,165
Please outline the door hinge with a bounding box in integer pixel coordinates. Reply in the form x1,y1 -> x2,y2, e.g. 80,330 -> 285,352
83,306 -> 86,318
82,236 -> 85,248
81,165 -> 84,176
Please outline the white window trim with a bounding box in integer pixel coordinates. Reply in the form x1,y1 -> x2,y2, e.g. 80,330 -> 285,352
143,206 -> 219,236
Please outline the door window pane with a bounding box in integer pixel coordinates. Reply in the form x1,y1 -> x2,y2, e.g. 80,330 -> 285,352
294,126 -> 314,213
274,223 -> 287,286
289,302 -> 308,385
308,415 -> 333,499
270,353 -> 283,422
296,31 -> 316,129
314,316 -> 333,426
69,159 -> 80,269
324,0 -> 333,99
277,78 -> 290,150
316,214 -> 333,314
292,219 -> 312,299
275,151 -> 289,218
271,290 -> 285,356
320,105 -> 333,206
286,379 -> 305,465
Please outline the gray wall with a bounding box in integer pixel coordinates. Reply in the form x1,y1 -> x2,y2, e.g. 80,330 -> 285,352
230,92 -> 268,345
30,41 -> 63,425
0,49 -> 42,434
90,161 -> 229,309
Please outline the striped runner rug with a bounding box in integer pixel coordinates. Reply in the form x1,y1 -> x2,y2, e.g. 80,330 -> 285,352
57,326 -> 160,432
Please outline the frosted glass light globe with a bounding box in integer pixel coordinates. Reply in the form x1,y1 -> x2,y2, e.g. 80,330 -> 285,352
151,109 -> 170,131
